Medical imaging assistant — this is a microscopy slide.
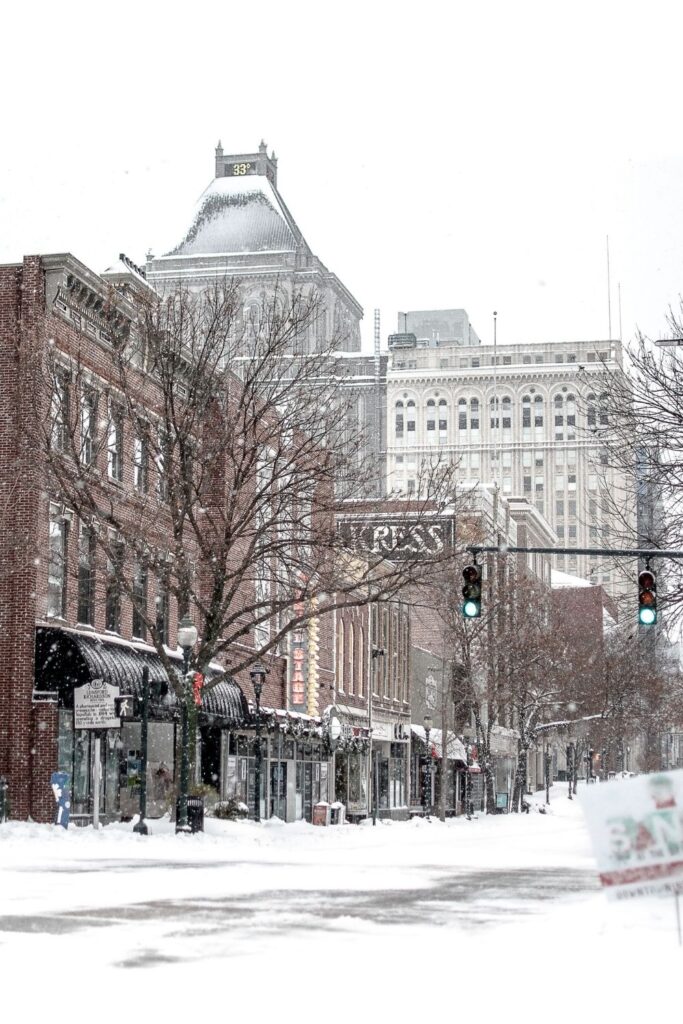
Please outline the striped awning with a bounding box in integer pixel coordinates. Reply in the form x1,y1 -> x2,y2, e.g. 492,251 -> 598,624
34,626 -> 247,726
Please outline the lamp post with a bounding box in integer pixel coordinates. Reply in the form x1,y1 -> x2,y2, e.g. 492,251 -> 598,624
369,645 -> 385,826
133,666 -> 150,835
566,741 -> 575,801
250,661 -> 267,823
423,714 -> 433,819
176,614 -> 198,834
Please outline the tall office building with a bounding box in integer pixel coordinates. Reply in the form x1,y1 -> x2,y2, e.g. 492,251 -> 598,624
386,312 -> 631,595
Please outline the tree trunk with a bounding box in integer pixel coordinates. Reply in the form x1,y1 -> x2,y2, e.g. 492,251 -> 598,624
512,745 -> 528,812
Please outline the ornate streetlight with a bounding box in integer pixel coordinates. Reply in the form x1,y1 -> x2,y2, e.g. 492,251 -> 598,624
176,615 -> 198,834
249,661 -> 267,823
423,714 -> 433,819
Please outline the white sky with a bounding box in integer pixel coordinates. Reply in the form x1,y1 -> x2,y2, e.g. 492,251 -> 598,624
3,0 -> 683,351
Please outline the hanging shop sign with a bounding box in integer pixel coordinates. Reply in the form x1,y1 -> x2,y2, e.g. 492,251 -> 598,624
74,679 -> 121,730
580,769 -> 683,899
289,595 -> 308,708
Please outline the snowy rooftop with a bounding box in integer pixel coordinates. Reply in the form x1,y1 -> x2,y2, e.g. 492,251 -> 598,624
165,174 -> 302,257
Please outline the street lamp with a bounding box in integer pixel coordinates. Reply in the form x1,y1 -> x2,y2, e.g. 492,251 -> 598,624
566,741 -> 575,801
423,714 -> 433,819
133,665 -> 150,835
250,661 -> 267,823
176,614 -> 198,834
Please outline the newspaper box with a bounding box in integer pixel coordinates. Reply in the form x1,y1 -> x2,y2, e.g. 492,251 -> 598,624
312,802 -> 331,826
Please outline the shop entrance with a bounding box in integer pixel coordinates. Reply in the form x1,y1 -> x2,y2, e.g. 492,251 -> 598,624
296,762 -> 313,821
270,760 -> 287,820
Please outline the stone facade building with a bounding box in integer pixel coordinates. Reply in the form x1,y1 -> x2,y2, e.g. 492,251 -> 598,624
386,312 -> 630,596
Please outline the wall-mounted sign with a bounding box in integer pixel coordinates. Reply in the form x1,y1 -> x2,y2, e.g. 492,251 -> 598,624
289,600 -> 308,707
339,518 -> 453,560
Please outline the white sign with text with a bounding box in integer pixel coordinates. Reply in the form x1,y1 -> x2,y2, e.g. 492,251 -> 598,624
74,679 -> 121,730
580,770 -> 683,899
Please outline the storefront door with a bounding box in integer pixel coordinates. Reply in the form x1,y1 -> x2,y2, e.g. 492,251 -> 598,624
296,762 -> 314,821
270,761 -> 287,820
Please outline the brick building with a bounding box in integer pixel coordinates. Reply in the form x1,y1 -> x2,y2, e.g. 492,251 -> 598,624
0,252 -> 345,824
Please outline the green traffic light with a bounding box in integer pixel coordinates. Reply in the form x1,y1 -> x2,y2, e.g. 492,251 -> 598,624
463,599 -> 480,618
639,607 -> 657,626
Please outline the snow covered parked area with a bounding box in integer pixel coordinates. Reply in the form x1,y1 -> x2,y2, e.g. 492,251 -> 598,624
1,787 -> 680,1021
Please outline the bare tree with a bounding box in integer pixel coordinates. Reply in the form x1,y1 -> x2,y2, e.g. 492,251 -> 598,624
33,278 -> 459,693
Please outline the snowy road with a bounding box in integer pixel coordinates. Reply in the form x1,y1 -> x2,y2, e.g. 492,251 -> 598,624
0,792 -> 680,1021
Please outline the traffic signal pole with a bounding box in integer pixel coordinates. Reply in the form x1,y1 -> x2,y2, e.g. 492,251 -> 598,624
467,545 -> 683,560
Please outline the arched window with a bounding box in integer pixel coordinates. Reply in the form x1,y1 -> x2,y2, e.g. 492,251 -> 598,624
458,398 -> 467,431
406,400 -> 416,434
586,393 -> 596,429
438,399 -> 448,441
599,393 -> 609,426
534,395 -> 544,430
490,396 -> 499,430
395,401 -> 404,439
358,626 -> 365,697
336,617 -> 345,694
426,399 -> 436,440
348,620 -> 355,695
554,394 -> 564,440
502,397 -> 512,438
470,398 -> 480,434
566,394 -> 576,439
522,395 -> 532,437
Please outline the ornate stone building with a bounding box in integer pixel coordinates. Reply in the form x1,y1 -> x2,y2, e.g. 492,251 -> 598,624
146,141 -> 363,354
386,315 -> 630,595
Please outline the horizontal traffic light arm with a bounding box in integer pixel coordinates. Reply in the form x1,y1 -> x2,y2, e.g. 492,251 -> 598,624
467,546 -> 683,560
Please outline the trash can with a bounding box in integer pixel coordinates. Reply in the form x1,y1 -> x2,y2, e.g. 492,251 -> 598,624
330,802 -> 346,825
176,796 -> 204,833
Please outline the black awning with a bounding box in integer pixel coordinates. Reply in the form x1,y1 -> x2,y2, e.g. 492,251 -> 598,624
35,626 -> 247,726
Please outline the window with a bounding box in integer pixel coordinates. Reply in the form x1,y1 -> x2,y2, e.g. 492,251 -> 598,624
568,525 -> 577,541
395,401 -> 404,439
156,430 -> 169,500
568,473 -> 577,492
502,476 -> 512,494
490,397 -> 499,430
51,369 -> 70,452
105,536 -> 124,632
133,435 -> 148,493
587,393 -> 596,428
556,525 -> 565,539
568,499 -> 577,517
77,523 -> 95,625
534,395 -> 544,431
107,402 -> 124,482
556,475 -> 564,491
523,356 -> 532,365
458,399 -> 467,431
566,394 -> 576,439
48,504 -> 69,618
502,356 -> 512,365
407,478 -> 416,496
406,401 -> 416,433
554,394 -> 564,440
535,475 -> 544,493
155,579 -> 170,645
599,393 -> 609,426
502,397 -> 512,438
132,564 -> 148,640
80,387 -> 97,465
471,358 -> 480,368
556,499 -> 565,516
348,621 -> 355,696
522,396 -> 531,430
336,617 -> 345,694
470,398 -> 479,433
523,451 -> 532,468
470,452 -> 480,471
534,452 -> 544,468
523,476 -> 532,493
426,399 -> 436,438
438,399 -> 448,440
502,451 -> 512,469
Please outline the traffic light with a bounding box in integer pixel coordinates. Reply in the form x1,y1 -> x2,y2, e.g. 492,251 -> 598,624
638,568 -> 657,626
462,564 -> 482,618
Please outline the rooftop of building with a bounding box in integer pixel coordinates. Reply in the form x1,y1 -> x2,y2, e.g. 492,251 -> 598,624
161,141 -> 310,260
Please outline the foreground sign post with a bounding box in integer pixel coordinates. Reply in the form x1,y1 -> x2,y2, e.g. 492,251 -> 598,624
580,770 -> 683,943
73,679 -> 121,829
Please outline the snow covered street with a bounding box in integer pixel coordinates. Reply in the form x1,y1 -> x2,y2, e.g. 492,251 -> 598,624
1,788 -> 680,1021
